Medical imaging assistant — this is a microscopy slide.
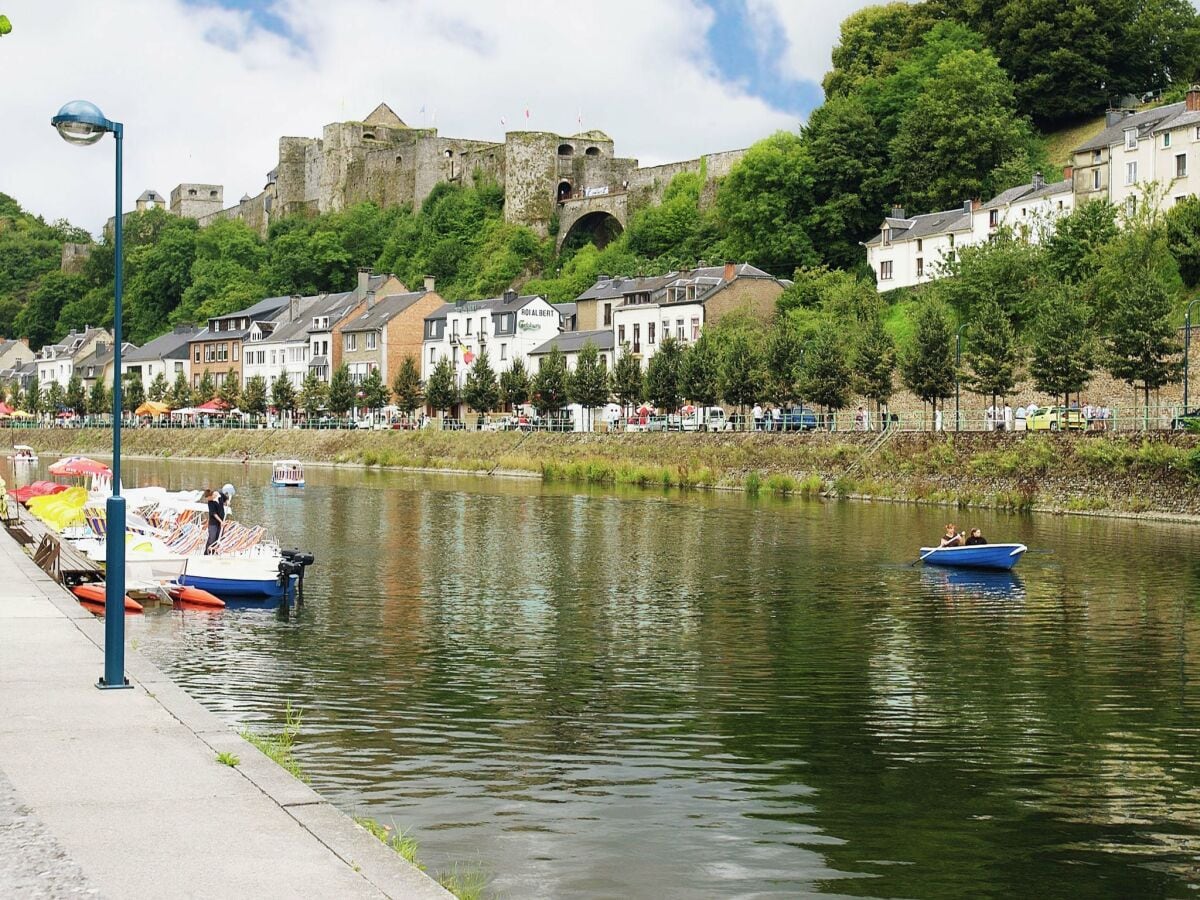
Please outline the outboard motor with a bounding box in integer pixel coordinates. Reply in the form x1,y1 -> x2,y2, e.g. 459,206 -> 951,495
277,548 -> 315,603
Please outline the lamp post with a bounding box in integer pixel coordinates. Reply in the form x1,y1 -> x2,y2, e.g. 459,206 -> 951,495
955,323 -> 968,432
51,101 -> 129,690
1185,298 -> 1200,412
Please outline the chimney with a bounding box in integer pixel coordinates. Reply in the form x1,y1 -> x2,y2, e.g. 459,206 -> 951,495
1105,107 -> 1132,127
423,275 -> 435,293
1063,165 -> 1073,182
357,266 -> 371,295
1032,171 -> 1045,191
290,293 -> 301,322
1188,84 -> 1200,112
890,206 -> 905,219
723,262 -> 736,282
503,289 -> 518,304
366,289 -> 376,311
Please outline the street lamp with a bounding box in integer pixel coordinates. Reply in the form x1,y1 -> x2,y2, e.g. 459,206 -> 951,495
51,100 -> 129,690
1185,298 -> 1200,412
955,323 -> 968,432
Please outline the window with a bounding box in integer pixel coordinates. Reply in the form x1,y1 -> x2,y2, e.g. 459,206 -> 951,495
345,334 -> 357,352
880,260 -> 893,281
366,333 -> 377,350
989,209 -> 999,227
451,320 -> 459,338
429,347 -> 436,364
1126,196 -> 1138,216
1094,149 -> 1102,162
500,343 -> 507,361
1164,132 -> 1172,148
1196,126 -> 1200,141
1125,128 -> 1138,150
916,238 -> 923,252
603,303 -> 612,326
1177,153 -> 1188,178
633,323 -> 641,353
676,319 -> 685,340
232,344 -> 239,362
1093,169 -> 1102,190
690,317 -> 700,341
882,226 -> 890,245
1126,161 -> 1138,185
648,322 -> 656,345
916,258 -> 924,277
480,316 -> 486,335
948,233 -> 955,248
618,325 -> 626,346
465,318 -> 472,335
1021,208 -> 1027,217
194,347 -> 200,363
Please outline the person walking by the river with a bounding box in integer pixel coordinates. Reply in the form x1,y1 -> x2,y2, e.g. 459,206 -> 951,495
752,403 -> 763,431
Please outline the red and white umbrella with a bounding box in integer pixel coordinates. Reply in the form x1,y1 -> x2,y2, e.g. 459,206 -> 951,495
48,456 -> 112,477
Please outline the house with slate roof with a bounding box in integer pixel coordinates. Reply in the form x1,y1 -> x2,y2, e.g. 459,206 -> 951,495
339,283 -> 445,385
36,327 -> 113,389
121,325 -> 202,387
186,296 -> 292,390
421,290 -> 562,384
76,340 -> 138,390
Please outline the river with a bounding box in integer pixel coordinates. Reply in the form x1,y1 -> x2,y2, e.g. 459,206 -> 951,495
16,457 -> 1200,898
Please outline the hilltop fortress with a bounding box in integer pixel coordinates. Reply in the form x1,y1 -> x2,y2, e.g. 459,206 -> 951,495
151,103 -> 745,250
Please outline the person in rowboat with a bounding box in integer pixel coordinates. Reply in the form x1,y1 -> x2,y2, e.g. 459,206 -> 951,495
939,524 -> 964,547
964,528 -> 987,546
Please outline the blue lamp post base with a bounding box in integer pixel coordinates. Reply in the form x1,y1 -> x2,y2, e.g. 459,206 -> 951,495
96,495 -> 131,690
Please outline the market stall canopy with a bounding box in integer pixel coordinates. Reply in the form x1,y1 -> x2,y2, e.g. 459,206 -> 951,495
47,456 -> 112,477
10,410 -> 34,419
0,402 -> 14,416
196,398 -> 231,412
134,400 -> 170,416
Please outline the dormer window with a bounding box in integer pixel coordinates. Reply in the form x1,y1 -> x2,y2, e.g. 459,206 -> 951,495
1125,128 -> 1138,150
882,226 -> 891,245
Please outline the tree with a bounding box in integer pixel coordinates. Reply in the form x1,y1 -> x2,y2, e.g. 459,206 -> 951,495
901,301 -> 956,424
299,370 -> 327,418
168,370 -> 191,409
87,378 -> 109,416
271,372 -> 297,415
1106,279 -> 1183,417
124,372 -> 145,411
65,374 -> 85,415
360,366 -> 389,413
717,331 -> 764,413
645,337 -> 685,413
423,357 -> 458,417
499,358 -> 531,410
1166,196 -> 1200,288
45,381 -> 64,416
192,369 -> 216,406
680,333 -> 722,410
242,374 -> 268,417
569,342 -> 611,430
391,356 -> 423,416
328,364 -> 356,417
964,299 -> 1020,410
1029,286 -> 1095,407
217,370 -> 241,410
148,371 -> 169,403
532,347 -> 569,415
890,49 -> 1035,213
762,325 -> 803,408
854,316 -> 896,419
799,329 -> 851,416
462,350 -> 500,417
716,132 -> 819,274
610,352 -> 643,414
25,374 -> 40,414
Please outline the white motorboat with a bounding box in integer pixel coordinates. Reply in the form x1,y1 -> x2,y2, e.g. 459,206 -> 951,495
9,445 -> 38,464
271,459 -> 305,487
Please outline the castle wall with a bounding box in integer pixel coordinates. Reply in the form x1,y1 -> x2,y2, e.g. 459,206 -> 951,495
170,183 -> 224,219
503,132 -> 563,235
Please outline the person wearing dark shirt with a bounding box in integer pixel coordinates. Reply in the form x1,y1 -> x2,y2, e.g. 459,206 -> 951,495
204,488 -> 226,555
939,524 -> 963,547
964,528 -> 987,546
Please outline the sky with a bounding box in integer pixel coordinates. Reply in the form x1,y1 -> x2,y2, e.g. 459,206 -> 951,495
0,0 -> 879,233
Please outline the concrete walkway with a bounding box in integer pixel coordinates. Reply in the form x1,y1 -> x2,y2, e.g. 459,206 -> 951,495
0,530 -> 450,899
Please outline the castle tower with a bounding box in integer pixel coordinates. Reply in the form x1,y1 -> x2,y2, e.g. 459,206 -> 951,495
171,184 -> 224,219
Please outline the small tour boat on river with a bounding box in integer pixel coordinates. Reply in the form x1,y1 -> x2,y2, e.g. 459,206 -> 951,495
9,445 -> 38,464
918,543 -> 1027,571
271,460 -> 305,487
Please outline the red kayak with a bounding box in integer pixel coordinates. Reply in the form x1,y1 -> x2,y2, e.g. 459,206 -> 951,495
167,585 -> 225,608
72,583 -> 143,612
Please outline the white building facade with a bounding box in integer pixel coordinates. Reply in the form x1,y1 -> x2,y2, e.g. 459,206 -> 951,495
422,291 -> 562,385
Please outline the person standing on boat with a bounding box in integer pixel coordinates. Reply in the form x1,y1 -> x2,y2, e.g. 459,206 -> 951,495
204,484 -> 235,554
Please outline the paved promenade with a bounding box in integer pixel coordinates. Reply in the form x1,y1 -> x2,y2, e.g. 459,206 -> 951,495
0,529 -> 450,899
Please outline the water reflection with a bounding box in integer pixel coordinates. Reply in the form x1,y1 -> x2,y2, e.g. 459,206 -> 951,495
13,456 -> 1200,898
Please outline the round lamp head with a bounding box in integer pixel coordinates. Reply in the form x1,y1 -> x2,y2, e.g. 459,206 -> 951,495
51,100 -> 111,146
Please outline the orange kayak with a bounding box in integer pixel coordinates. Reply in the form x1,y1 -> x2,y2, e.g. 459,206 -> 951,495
72,583 -> 144,612
167,585 -> 225,608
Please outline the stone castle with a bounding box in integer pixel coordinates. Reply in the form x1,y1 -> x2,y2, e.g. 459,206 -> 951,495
148,103 -> 745,250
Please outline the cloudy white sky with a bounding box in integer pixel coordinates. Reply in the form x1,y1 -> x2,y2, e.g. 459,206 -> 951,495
0,0 -> 878,233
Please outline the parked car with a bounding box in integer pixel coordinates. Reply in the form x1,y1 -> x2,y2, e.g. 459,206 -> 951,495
1027,406 -> 1087,431
1171,408 -> 1200,430
779,407 -> 819,431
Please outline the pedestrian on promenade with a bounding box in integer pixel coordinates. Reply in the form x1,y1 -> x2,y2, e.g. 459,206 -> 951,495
752,403 -> 763,431
854,406 -> 865,431
1015,404 -> 1026,431
772,405 -> 781,432
1003,404 -> 1013,432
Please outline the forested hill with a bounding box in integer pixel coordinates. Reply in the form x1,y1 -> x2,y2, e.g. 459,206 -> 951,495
4,0 -> 1200,351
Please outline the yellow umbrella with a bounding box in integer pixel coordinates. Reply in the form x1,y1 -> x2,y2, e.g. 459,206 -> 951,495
10,410 -> 34,419
135,400 -> 170,416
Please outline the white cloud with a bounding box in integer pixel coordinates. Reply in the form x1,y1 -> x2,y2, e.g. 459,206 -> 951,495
0,0 -> 805,233
748,0 -> 906,84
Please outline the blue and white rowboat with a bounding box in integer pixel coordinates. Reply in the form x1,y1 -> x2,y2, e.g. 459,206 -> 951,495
918,543 -> 1027,571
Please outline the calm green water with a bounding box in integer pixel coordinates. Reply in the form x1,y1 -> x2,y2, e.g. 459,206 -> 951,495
18,458 -> 1200,898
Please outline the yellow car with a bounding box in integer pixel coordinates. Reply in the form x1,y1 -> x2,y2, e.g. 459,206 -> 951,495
1027,406 -> 1087,431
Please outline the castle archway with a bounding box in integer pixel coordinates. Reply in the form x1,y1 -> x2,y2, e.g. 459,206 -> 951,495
560,210 -> 623,252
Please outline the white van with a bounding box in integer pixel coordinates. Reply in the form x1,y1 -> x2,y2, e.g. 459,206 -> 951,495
681,406 -> 726,432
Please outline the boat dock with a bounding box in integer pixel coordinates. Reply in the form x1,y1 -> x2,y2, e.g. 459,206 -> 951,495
0,525 -> 450,898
